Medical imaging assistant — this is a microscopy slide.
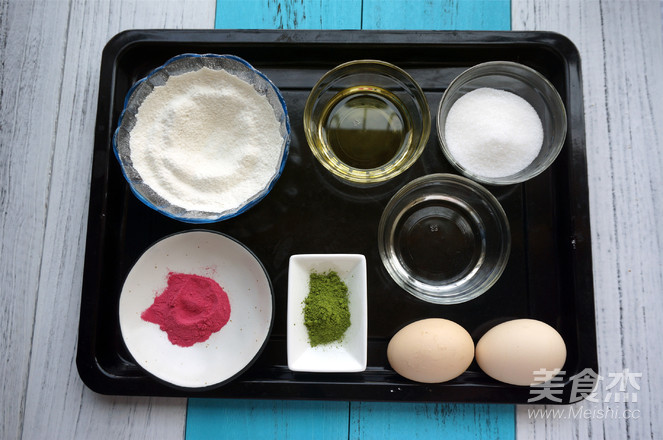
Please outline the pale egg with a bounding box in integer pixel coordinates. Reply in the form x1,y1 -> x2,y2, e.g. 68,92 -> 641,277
387,318 -> 474,383
475,318 -> 566,386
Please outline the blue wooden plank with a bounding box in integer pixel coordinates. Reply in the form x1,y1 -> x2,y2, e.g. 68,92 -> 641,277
215,0 -> 363,29
186,399 -> 350,439
350,2 -> 514,437
362,0 -> 510,30
349,402 -> 515,440
189,1 -> 515,440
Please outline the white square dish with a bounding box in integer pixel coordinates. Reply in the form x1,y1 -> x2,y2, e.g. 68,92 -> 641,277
287,254 -> 367,372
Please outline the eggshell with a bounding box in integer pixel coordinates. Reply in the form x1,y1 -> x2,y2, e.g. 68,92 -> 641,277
387,318 -> 474,383
475,319 -> 566,386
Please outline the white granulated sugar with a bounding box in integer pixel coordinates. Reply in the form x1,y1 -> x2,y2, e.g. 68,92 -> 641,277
444,87 -> 543,178
130,67 -> 283,213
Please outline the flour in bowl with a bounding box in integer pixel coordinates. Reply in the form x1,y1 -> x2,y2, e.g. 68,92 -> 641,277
130,67 -> 284,213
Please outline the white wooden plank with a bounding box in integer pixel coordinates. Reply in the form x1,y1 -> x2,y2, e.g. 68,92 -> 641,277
0,1 -> 72,439
512,1 -> 663,439
8,1 -> 214,439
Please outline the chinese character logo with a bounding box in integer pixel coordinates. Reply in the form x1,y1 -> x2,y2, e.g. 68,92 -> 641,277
527,369 -> 641,404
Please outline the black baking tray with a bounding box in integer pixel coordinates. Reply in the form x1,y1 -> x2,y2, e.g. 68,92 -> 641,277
77,30 -> 597,404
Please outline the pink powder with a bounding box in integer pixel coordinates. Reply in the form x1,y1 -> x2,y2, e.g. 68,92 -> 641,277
141,272 -> 231,347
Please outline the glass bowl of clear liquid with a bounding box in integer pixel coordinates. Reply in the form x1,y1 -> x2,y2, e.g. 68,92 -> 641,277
303,60 -> 430,185
378,173 -> 511,304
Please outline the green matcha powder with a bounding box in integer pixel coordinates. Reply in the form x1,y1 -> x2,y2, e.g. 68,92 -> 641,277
303,271 -> 351,347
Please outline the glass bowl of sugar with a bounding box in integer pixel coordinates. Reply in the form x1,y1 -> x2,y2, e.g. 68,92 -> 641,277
436,61 -> 567,185
113,54 -> 290,223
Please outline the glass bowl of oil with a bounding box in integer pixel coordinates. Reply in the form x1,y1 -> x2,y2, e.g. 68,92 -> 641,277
378,173 -> 511,304
303,60 -> 430,185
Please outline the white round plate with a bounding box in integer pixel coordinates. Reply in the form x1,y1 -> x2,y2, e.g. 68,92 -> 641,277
118,230 -> 273,389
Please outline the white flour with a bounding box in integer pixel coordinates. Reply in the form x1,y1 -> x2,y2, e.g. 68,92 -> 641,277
130,67 -> 283,213
444,87 -> 543,178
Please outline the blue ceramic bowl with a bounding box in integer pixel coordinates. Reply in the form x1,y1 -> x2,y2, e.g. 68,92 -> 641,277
113,54 -> 290,223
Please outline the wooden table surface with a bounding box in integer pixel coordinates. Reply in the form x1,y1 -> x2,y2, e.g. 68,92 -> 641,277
1,1 -> 662,439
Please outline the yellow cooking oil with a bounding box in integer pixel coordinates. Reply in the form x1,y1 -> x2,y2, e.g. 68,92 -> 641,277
317,86 -> 412,170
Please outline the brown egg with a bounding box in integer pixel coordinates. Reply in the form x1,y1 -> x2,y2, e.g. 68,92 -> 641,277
476,319 -> 567,386
387,318 -> 474,383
